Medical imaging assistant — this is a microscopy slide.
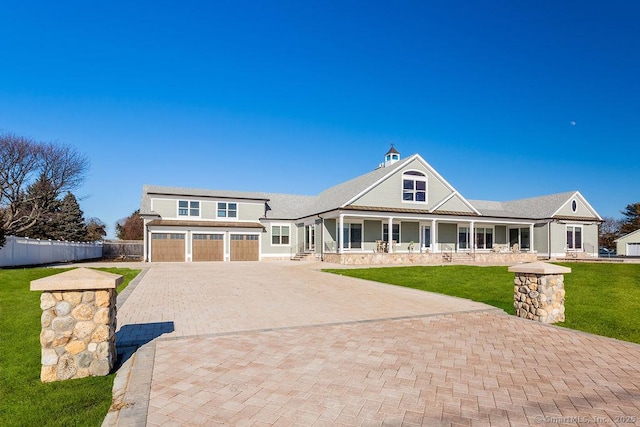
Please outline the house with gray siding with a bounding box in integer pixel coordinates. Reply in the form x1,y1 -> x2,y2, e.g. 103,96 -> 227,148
140,147 -> 602,263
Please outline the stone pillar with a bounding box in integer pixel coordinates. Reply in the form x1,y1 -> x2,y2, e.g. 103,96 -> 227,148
30,268 -> 122,382
508,262 -> 571,324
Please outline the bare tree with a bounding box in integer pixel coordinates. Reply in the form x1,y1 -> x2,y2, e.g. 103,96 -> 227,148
116,209 -> 144,240
599,216 -> 622,251
85,217 -> 107,241
0,132 -> 90,238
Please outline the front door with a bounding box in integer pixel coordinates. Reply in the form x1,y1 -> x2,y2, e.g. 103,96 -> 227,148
305,225 -> 315,252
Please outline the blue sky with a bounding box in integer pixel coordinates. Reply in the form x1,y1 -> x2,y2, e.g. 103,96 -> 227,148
1,1 -> 638,237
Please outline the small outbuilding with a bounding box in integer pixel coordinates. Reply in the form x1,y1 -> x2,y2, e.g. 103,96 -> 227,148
615,229 -> 640,256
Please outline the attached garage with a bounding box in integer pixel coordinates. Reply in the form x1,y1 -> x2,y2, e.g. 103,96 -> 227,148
192,234 -> 224,261
151,233 -> 185,262
230,234 -> 259,261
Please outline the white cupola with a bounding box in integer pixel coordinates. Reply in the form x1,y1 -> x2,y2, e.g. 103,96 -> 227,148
383,144 -> 400,167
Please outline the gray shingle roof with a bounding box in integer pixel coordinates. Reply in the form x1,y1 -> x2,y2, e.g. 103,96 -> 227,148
469,191 -> 578,219
296,156 -> 415,217
142,169 -> 596,222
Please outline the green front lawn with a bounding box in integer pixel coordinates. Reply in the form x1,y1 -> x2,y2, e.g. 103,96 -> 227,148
325,263 -> 640,344
0,267 -> 140,427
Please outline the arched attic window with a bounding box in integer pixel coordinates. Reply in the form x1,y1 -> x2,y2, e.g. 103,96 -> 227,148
402,171 -> 427,203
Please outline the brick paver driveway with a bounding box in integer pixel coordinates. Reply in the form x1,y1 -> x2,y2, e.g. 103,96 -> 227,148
110,262 -> 640,426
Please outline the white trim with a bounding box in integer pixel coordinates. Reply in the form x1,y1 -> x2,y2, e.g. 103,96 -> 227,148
216,201 -> 239,220
565,224 -> 584,252
551,191 -> 602,220
270,225 -> 291,246
177,199 -> 202,219
400,169 -> 428,205
343,154 -> 421,206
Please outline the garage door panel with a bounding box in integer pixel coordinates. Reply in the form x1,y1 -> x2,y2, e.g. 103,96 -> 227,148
628,243 -> 640,256
151,233 -> 185,262
193,234 -> 224,261
230,234 -> 259,261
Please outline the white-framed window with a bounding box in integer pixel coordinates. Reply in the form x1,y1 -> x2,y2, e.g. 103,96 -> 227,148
567,225 -> 582,250
383,223 -> 400,243
178,200 -> 200,217
217,202 -> 237,218
402,171 -> 427,203
475,227 -> 493,249
272,225 -> 290,245
571,200 -> 578,212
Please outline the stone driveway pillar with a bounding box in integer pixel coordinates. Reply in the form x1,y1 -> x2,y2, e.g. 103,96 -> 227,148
508,262 -> 571,324
30,268 -> 122,382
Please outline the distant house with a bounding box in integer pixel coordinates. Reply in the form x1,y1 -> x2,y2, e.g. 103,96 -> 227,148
139,147 -> 602,263
615,229 -> 640,256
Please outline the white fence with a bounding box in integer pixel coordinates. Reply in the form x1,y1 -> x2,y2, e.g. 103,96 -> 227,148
0,236 -> 103,267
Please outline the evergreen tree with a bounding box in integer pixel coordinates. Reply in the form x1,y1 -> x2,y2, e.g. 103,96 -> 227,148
21,174 -> 61,240
57,192 -> 87,241
620,202 -> 640,235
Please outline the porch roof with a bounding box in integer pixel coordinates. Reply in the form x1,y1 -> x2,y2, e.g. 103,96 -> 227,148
344,205 -> 480,217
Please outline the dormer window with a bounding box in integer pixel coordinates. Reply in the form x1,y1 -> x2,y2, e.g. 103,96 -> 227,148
178,200 -> 200,217
402,171 -> 427,203
217,202 -> 237,218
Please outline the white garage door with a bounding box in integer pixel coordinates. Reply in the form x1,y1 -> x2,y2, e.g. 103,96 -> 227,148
627,243 -> 640,256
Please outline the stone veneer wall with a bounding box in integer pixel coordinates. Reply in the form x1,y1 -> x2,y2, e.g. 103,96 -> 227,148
509,262 -> 570,324
323,252 -> 537,265
39,289 -> 117,382
31,268 -> 121,382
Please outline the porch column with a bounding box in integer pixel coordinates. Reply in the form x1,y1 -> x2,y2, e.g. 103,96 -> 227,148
431,219 -> 437,252
530,224 -> 535,253
338,214 -> 344,254
387,217 -> 393,254
143,224 -> 148,262
470,221 -> 475,251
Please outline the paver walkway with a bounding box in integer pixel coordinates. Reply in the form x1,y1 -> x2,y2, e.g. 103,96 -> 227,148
106,262 -> 640,426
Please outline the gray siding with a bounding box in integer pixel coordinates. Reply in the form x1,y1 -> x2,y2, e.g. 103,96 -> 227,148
352,158 -> 459,212
152,198 -> 176,217
437,195 -> 475,214
616,230 -> 640,255
438,223 -> 457,249
297,224 -> 305,253
201,201 -> 216,219
314,220 -> 323,255
324,219 -> 337,252
260,222 -> 294,255
583,223 -> 598,254
239,202 -> 264,221
555,197 -> 595,218
363,220 -> 382,252
534,223 -> 549,254
401,222 -> 419,247
550,222 -> 566,255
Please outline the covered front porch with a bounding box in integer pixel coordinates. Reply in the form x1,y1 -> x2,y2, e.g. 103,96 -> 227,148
320,212 -> 539,265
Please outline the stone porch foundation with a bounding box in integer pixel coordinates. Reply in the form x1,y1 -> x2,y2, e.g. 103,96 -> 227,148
323,252 -> 538,265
